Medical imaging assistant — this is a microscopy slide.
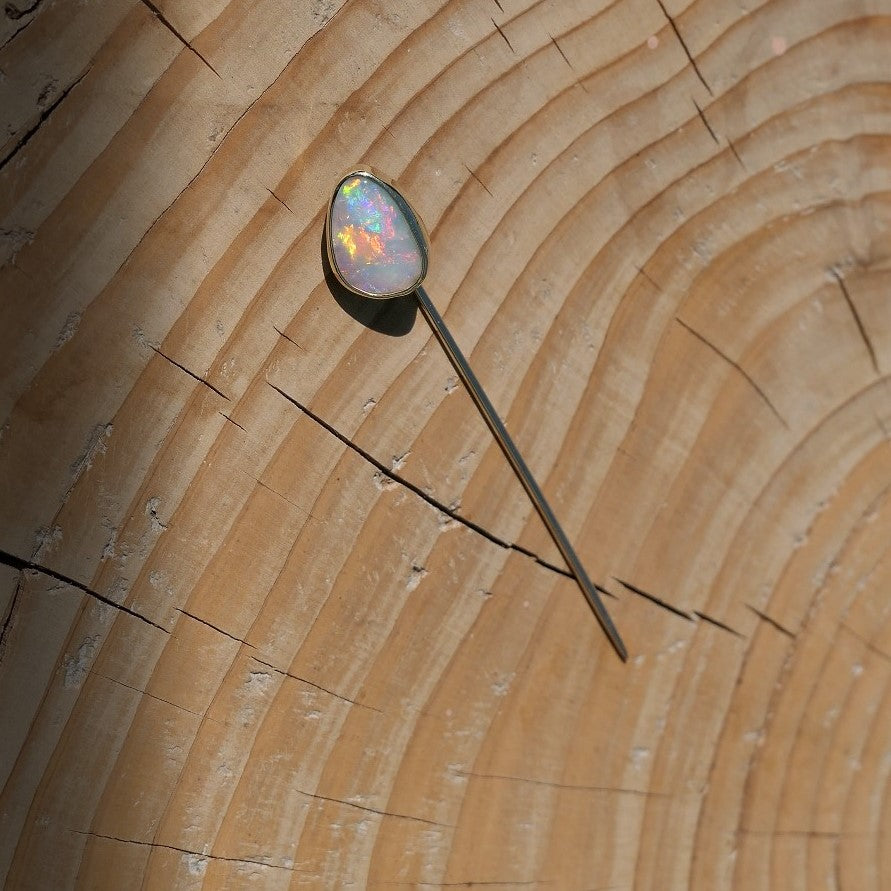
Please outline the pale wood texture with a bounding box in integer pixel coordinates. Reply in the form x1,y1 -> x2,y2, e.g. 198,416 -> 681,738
2,0 -> 890,888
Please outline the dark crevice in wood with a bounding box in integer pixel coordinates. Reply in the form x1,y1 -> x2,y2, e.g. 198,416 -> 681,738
381,121 -> 401,146
693,610 -> 744,638
0,14 -> 32,49
173,613 -> 376,712
654,0 -> 713,95
92,6 -> 346,297
674,317 -> 789,429
176,607 -> 254,648
249,655 -> 381,713
634,264 -> 664,292
455,769 -> 669,798
90,670 -> 206,718
546,33 -> 591,93
549,34 -> 573,70
265,186 -> 294,215
0,66 -> 91,172
219,412 -> 247,433
105,138 -> 225,280
298,789 -> 453,828
68,830 -> 294,871
830,268 -> 880,375
614,585 -> 749,641
381,882 -> 549,888
268,381 -> 577,582
840,623 -> 891,664
746,604 -> 795,638
137,0 -> 222,79
0,575 -> 24,658
491,17 -> 515,54
738,828 -> 868,840
613,578 -> 694,622
727,138 -> 747,171
692,97 -> 719,144
151,346 -> 230,400
593,582 -> 619,601
273,324 -> 307,352
462,162 -> 494,197
0,548 -> 169,633
238,470 -> 322,521
4,0 -> 42,19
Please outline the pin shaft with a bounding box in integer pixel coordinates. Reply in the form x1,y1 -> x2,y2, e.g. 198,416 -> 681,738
414,286 -> 627,661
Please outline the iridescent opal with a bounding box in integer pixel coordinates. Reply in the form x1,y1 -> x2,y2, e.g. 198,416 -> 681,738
329,174 -> 425,296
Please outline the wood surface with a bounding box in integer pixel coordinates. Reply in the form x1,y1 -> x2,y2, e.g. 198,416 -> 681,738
1,0 -> 890,887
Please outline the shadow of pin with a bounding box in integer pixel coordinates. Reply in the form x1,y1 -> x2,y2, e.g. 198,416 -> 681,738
321,231 -> 417,337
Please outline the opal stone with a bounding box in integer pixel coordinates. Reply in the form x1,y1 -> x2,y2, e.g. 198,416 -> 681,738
329,174 -> 426,296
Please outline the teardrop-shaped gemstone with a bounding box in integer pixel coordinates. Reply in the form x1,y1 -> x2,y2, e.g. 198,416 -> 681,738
328,174 -> 426,297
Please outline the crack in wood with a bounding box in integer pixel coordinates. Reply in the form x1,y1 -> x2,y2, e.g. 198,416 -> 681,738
840,623 -> 891,664
297,788 -> 453,828
0,13 -> 31,49
151,346 -> 230,400
173,613 -> 378,712
90,6 -> 348,296
548,32 -> 590,94
238,470 -> 322,521
249,654 -> 381,713
0,0 -> 43,51
267,381 -> 578,583
674,317 -> 789,429
176,607 -> 254,648
633,264 -> 664,292
68,829 -> 295,870
90,669 -> 207,719
829,268 -> 880,375
549,34 -> 573,70
654,0 -> 712,95
726,137 -> 747,171
693,610 -> 744,638
219,412 -> 247,433
454,769 -> 669,798
613,578 -> 693,622
273,325 -> 307,353
738,828 -> 869,839
382,882 -> 552,888
462,162 -> 494,198
265,187 -> 294,215
380,120 -> 401,146
4,0 -> 43,19
746,604 -> 795,639
0,548 -> 169,633
0,66 -> 91,171
137,0 -> 222,79
491,17 -> 515,54
0,574 -> 24,658
692,97 -> 718,144
615,579 -> 741,637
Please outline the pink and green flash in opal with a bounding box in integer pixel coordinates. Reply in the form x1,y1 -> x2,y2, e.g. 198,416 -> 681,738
330,175 -> 425,296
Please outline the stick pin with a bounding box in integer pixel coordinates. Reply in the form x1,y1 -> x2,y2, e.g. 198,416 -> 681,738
325,170 -> 627,661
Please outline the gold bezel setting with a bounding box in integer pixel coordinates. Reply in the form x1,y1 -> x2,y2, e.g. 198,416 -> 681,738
325,169 -> 430,300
